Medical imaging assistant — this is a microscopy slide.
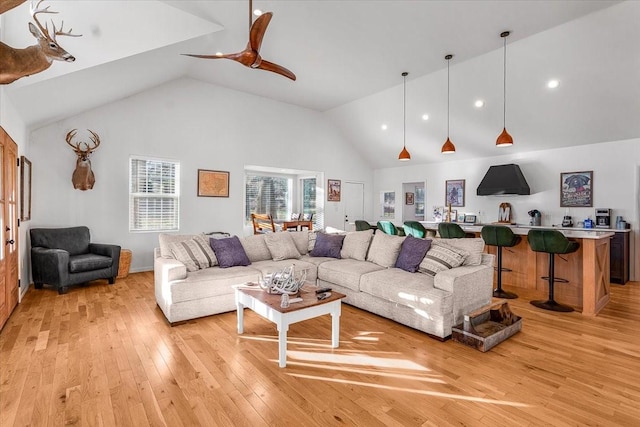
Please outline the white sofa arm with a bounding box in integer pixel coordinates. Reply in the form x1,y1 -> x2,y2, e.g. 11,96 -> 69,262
154,255 -> 187,283
434,264 -> 494,326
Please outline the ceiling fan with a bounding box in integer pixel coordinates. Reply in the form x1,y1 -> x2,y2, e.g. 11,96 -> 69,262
183,0 -> 296,81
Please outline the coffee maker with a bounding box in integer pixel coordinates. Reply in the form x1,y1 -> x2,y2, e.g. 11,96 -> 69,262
595,208 -> 611,228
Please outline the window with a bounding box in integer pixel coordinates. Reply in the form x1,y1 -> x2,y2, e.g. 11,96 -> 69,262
129,157 -> 180,231
245,173 -> 291,221
415,186 -> 425,216
301,177 -> 316,216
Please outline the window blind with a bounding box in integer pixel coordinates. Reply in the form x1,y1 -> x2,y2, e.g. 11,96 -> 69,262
129,157 -> 180,231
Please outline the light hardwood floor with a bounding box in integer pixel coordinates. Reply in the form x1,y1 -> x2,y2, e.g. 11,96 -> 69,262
1,272 -> 639,426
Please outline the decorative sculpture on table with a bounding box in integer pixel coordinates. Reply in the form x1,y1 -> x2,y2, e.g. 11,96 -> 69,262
65,129 -> 100,191
259,265 -> 307,295
0,0 -> 81,85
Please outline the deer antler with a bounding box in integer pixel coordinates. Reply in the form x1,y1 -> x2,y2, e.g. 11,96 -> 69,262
30,0 -> 80,40
66,129 -> 100,155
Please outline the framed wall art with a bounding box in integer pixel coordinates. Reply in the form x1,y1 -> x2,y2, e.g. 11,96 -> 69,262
327,179 -> 341,201
405,192 -> 414,205
20,156 -> 31,221
198,169 -> 229,197
560,171 -> 592,207
445,179 -> 465,207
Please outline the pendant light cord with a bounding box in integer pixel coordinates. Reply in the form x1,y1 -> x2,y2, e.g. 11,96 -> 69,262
502,33 -> 507,128
447,58 -> 450,138
403,73 -> 406,148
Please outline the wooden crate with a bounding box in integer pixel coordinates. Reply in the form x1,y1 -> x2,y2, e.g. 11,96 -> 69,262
452,301 -> 522,352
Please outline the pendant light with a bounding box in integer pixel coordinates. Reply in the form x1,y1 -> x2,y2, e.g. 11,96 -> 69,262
398,71 -> 411,161
441,54 -> 455,154
496,31 -> 513,147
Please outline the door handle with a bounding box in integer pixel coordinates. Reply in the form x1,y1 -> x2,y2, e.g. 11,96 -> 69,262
6,239 -> 14,245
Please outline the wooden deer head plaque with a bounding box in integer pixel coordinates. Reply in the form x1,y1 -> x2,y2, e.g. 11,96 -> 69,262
0,0 -> 81,85
66,129 -> 100,191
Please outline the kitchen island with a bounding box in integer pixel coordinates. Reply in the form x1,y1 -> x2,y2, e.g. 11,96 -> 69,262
421,222 -> 614,316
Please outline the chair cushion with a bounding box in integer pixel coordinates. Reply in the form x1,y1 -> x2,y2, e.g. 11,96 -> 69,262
395,236 -> 432,273
210,236 -> 251,268
30,226 -> 90,256
69,253 -> 113,273
310,233 -> 345,258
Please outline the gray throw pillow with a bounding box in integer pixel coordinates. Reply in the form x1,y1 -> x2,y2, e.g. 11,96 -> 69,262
264,232 -> 302,261
438,237 -> 484,266
366,232 -> 405,268
419,240 -> 466,276
395,236 -> 432,273
340,229 -> 374,261
209,236 -> 251,268
169,238 -> 216,272
310,232 -> 345,258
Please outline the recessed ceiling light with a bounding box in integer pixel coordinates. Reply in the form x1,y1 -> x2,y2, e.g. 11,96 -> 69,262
474,100 -> 484,108
381,124 -> 388,130
253,9 -> 263,16
422,114 -> 429,121
547,79 -> 560,89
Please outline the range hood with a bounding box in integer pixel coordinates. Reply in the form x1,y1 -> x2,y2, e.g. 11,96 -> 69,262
476,164 -> 531,196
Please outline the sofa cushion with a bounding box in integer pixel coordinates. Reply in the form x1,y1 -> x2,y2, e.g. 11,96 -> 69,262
288,230 -> 310,255
317,259 -> 384,292
359,268 -> 451,314
395,236 -> 432,273
171,266 -> 261,304
251,259 -> 319,282
366,232 -> 405,268
69,253 -> 113,273
419,240 -> 466,276
210,236 -> 251,268
264,232 -> 301,261
340,229 -> 374,261
437,237 -> 483,266
240,235 -> 272,262
310,233 -> 345,258
169,237 -> 217,272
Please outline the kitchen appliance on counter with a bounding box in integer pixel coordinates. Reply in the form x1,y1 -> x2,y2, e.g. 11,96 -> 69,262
595,208 -> 611,228
562,216 -> 573,227
528,209 -> 541,226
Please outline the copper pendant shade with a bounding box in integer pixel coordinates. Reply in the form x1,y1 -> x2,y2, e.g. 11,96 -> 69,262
441,54 -> 456,154
398,72 -> 411,161
496,31 -> 513,147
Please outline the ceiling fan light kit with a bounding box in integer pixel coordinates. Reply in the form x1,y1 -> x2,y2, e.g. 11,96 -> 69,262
441,54 -> 456,154
182,0 -> 296,81
398,72 -> 411,161
496,31 -> 513,147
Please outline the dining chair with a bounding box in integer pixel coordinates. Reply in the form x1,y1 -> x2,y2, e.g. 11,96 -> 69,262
251,213 -> 276,234
403,221 -> 427,238
377,221 -> 398,235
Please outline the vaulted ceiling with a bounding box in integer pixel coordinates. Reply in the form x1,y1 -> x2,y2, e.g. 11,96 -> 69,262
2,1 -> 639,168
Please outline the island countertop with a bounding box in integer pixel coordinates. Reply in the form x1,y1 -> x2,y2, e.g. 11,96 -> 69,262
420,222 -> 617,239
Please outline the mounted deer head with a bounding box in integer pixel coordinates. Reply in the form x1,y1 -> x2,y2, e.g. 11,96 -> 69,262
66,129 -> 100,191
0,0 -> 80,85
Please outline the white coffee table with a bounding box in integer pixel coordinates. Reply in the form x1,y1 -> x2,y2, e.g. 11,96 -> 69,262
235,284 -> 345,368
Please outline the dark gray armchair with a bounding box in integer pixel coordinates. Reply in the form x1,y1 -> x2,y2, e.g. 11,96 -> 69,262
30,226 -> 121,294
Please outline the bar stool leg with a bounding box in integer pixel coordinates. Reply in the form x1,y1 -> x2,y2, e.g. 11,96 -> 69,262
493,246 -> 518,299
530,253 -> 574,312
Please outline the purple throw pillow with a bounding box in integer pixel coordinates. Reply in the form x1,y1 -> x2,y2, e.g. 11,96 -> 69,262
209,236 -> 251,268
310,233 -> 345,258
395,236 -> 432,273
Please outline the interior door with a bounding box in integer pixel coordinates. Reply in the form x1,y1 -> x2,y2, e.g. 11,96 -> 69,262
343,181 -> 364,230
0,127 -> 19,331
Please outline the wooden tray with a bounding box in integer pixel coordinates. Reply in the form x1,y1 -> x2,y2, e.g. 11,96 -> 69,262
452,301 -> 522,352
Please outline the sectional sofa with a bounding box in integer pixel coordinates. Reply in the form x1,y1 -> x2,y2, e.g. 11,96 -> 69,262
154,229 -> 494,339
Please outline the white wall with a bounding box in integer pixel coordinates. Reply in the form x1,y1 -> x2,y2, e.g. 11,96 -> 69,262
28,77 -> 374,273
373,138 -> 640,280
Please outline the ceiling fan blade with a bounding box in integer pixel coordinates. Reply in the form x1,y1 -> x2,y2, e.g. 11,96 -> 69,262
257,59 -> 297,81
182,49 -> 257,67
249,12 -> 272,53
